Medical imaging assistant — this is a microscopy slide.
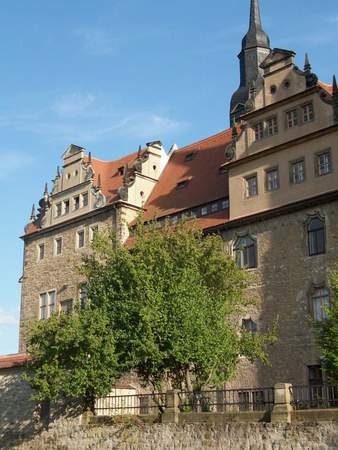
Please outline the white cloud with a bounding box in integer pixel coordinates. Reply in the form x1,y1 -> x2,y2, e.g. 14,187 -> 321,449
54,93 -> 96,117
75,28 -> 121,56
0,309 -> 18,326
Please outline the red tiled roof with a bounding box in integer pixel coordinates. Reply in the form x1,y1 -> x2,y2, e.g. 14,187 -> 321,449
90,151 -> 138,204
142,128 -> 232,221
0,353 -> 31,369
319,81 -> 333,95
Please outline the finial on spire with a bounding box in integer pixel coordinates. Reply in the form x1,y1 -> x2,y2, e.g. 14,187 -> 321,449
30,204 -> 36,222
138,145 -> 142,158
249,0 -> 262,31
97,174 -> 102,189
44,182 -> 49,197
304,53 -> 311,72
88,152 -> 92,164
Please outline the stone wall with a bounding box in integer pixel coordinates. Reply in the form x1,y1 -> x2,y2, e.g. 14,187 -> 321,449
11,420 -> 338,450
0,367 -> 39,447
19,209 -> 115,352
221,200 -> 338,388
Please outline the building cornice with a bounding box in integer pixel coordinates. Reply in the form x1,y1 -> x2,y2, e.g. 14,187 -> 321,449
205,188 -> 338,234
240,85 -> 321,121
222,123 -> 338,170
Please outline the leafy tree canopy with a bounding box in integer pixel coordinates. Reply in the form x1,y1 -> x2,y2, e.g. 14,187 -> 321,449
315,268 -> 338,385
24,306 -> 118,412
82,220 -> 277,392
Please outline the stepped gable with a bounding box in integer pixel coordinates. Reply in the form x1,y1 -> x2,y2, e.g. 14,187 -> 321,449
142,128 -> 232,221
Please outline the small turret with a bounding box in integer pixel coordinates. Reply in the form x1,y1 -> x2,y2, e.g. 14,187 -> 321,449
30,204 -> 36,222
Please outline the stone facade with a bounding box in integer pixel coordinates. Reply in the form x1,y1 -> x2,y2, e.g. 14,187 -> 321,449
19,208 -> 115,352
221,199 -> 338,388
11,421 -> 338,450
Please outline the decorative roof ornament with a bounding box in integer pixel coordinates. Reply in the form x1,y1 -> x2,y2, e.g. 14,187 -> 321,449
332,75 -> 338,122
138,145 -> 142,158
30,204 -> 36,222
97,174 -> 102,189
88,152 -> 92,164
304,53 -> 318,88
242,0 -> 270,50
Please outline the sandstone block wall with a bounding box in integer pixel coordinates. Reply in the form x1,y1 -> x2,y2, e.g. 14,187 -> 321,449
12,421 -> 338,450
221,200 -> 338,388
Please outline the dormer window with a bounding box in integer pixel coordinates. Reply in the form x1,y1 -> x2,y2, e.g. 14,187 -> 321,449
118,166 -> 124,176
302,103 -> 314,123
253,121 -> 264,141
177,180 -> 190,190
185,152 -> 196,162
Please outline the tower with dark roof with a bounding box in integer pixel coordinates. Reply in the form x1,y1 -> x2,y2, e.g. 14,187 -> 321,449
230,0 -> 271,125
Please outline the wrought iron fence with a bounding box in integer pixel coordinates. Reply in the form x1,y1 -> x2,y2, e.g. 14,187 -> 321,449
178,387 -> 274,413
95,392 -> 166,416
291,385 -> 338,410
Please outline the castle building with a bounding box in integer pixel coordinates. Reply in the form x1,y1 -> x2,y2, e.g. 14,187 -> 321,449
19,0 -> 338,388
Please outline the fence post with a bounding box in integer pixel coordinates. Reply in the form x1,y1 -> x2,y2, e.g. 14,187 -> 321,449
271,383 -> 293,424
161,390 -> 180,424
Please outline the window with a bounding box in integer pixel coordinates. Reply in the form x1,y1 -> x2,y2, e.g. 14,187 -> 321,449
242,318 -> 257,334
201,206 -> 208,216
312,287 -> 330,321
315,150 -> 331,177
64,200 -> 70,214
234,235 -> 257,269
184,152 -> 196,162
245,175 -> 258,197
308,217 -> 326,256
39,290 -> 56,320
38,243 -> 45,261
266,168 -> 279,192
254,121 -> 264,141
177,180 -> 189,190
290,159 -> 305,184
82,192 -> 88,207
302,103 -> 314,123
267,117 -> 278,137
221,199 -> 229,210
77,230 -> 85,248
308,365 -> 323,387
55,203 -> 62,217
286,109 -> 298,128
60,299 -> 73,314
89,225 -> 98,242
55,238 -> 63,255
211,203 -> 218,213
73,196 -> 80,210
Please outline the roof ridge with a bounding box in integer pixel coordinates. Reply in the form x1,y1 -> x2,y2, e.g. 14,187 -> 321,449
177,128 -> 232,152
90,151 -> 138,164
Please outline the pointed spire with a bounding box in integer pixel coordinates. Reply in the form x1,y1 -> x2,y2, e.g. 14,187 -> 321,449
138,145 -> 142,158
249,0 -> 262,32
333,75 -> 338,95
88,151 -> 92,164
97,174 -> 102,189
44,182 -> 49,198
30,204 -> 36,222
304,53 -> 311,73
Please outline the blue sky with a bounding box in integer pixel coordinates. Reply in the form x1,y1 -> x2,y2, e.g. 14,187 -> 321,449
0,0 -> 337,355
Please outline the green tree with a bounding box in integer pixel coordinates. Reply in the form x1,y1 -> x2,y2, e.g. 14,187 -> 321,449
24,306 -> 118,413
315,268 -> 338,385
82,220 -> 276,393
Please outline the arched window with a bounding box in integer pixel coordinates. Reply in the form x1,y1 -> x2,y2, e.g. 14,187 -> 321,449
308,217 -> 326,256
234,235 -> 257,269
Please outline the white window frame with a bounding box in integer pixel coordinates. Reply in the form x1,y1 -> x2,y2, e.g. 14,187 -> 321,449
315,150 -> 332,177
302,102 -> 314,123
267,116 -> 278,137
76,229 -> 85,249
39,290 -> 56,320
266,167 -> 279,192
245,174 -> 258,198
290,159 -> 305,185
286,109 -> 298,128
253,121 -> 264,141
